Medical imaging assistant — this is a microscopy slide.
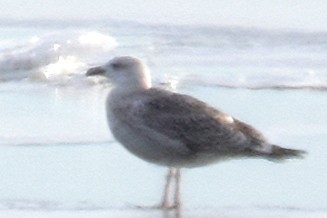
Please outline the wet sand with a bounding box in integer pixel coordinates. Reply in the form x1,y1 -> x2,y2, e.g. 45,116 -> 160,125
1,207 -> 327,218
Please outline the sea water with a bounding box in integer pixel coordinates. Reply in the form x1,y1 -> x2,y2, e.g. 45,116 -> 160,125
0,20 -> 327,217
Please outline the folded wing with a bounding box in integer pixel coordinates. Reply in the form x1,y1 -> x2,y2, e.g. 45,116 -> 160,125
128,88 -> 267,156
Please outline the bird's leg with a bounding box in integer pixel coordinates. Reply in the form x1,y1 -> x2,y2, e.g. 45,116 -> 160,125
173,168 -> 181,210
159,167 -> 182,211
160,167 -> 174,209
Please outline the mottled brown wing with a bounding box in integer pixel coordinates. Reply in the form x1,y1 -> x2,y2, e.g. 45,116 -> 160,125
132,88 -> 264,154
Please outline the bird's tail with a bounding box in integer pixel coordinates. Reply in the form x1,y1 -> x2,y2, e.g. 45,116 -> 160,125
267,144 -> 306,160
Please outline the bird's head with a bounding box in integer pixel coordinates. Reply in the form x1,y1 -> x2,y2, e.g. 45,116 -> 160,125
86,56 -> 152,89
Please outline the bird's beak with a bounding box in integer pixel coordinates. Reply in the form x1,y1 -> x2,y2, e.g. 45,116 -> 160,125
86,66 -> 106,76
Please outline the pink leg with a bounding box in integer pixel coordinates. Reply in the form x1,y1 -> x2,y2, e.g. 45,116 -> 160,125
161,167 -> 174,209
173,168 -> 181,210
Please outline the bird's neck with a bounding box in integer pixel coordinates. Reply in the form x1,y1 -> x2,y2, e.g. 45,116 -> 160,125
109,66 -> 152,99
109,82 -> 151,100
112,70 -> 152,95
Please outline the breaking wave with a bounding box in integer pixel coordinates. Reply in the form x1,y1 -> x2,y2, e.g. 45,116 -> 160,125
0,31 -> 117,82
1,20 -> 327,90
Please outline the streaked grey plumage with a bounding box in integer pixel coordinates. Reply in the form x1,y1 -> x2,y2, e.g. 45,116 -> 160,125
86,56 -> 305,210
107,86 -> 304,167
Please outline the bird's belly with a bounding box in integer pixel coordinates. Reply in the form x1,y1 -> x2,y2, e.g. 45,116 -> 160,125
107,115 -> 195,167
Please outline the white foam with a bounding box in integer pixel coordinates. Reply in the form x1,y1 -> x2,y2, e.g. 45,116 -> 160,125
0,31 -> 117,82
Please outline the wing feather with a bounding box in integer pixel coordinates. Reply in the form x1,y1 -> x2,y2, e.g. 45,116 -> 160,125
123,88 -> 266,155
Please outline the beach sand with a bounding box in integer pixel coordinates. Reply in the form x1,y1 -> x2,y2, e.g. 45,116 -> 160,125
1,207 -> 327,218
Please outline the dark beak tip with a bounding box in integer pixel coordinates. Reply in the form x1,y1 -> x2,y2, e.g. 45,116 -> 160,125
86,66 -> 105,76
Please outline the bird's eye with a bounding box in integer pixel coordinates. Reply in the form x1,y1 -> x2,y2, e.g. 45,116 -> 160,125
111,62 -> 124,70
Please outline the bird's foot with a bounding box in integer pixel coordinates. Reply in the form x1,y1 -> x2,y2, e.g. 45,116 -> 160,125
158,201 -> 181,210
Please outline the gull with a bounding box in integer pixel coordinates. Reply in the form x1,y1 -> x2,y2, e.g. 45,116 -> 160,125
86,56 -> 305,210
